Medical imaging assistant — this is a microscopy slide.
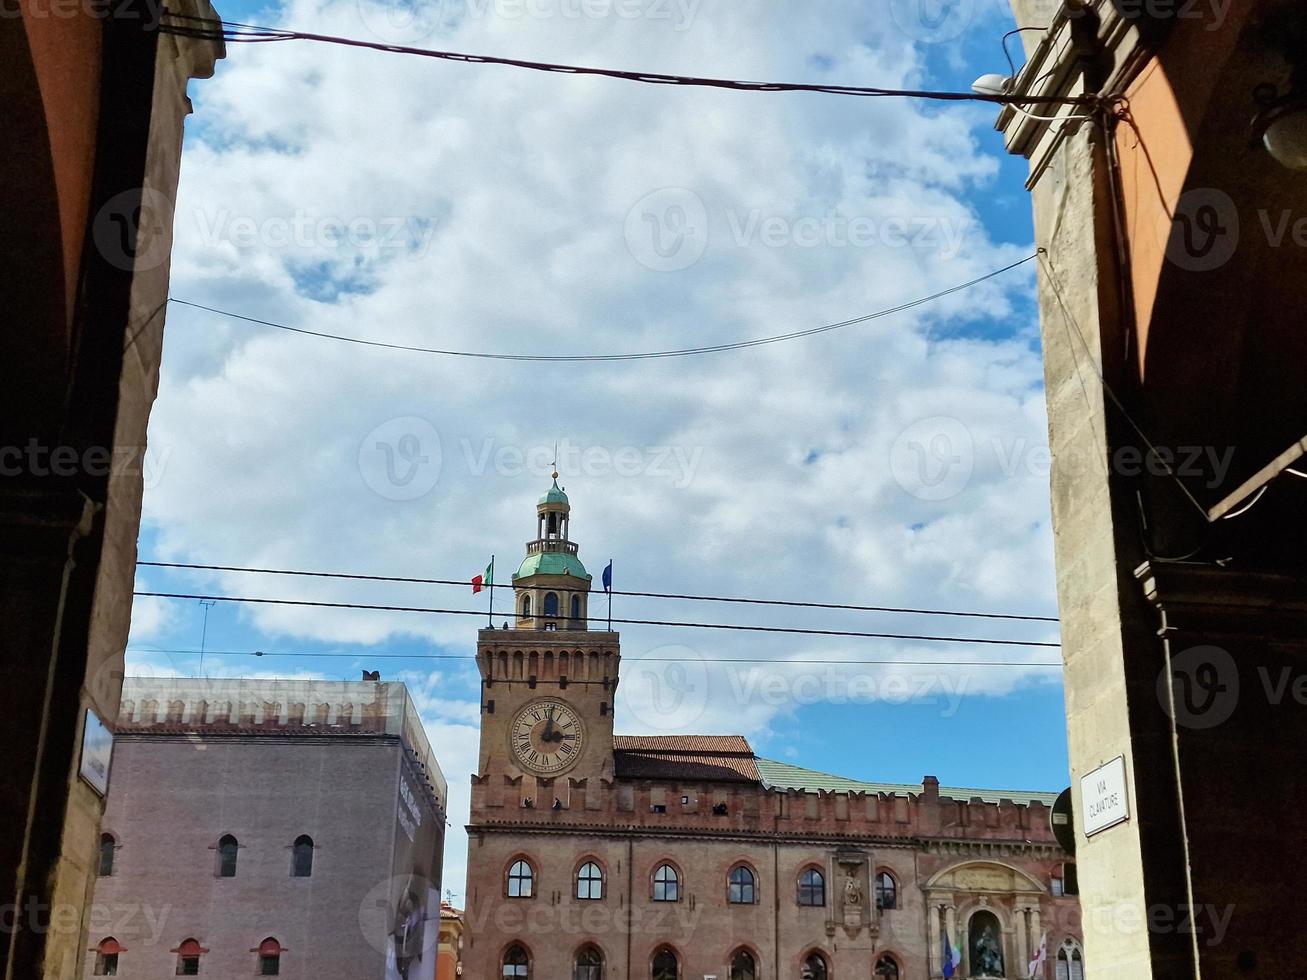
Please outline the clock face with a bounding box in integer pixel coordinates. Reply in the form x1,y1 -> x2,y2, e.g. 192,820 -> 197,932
509,699 -> 586,776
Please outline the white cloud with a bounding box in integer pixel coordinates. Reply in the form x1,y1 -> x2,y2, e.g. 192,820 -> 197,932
142,0 -> 1058,902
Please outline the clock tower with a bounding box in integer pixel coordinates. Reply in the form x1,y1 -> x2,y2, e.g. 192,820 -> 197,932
472,477 -> 619,807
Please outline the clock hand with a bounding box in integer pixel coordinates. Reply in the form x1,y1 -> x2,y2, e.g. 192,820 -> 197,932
542,709 -> 555,742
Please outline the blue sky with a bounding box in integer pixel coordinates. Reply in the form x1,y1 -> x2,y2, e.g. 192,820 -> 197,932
131,0 -> 1066,900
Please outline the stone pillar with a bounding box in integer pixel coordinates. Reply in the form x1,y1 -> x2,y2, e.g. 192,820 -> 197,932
1013,905 -> 1028,970
927,902 -> 941,977
1028,906 -> 1042,974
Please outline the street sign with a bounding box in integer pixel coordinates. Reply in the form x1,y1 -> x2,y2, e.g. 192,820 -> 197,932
1081,756 -> 1129,837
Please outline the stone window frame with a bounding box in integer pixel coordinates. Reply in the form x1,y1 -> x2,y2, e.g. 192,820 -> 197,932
650,942 -> 682,980
505,855 -> 538,900
253,937 -> 286,976
97,832 -> 117,878
92,937 -> 125,976
874,951 -> 902,978
725,861 -> 759,906
290,835 -> 314,877
501,940 -> 533,977
874,868 -> 898,910
649,859 -> 683,903
797,947 -> 830,980
727,943 -> 761,980
574,856 -> 607,901
796,863 -> 826,908
215,834 -> 239,878
572,941 -> 606,979
172,938 -> 208,975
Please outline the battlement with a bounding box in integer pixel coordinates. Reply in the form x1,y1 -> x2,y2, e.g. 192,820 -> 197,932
476,631 -> 621,684
117,676 -> 447,809
469,769 -> 1061,849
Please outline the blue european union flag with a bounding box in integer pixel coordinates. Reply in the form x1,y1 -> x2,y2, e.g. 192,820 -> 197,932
602,560 -> 613,592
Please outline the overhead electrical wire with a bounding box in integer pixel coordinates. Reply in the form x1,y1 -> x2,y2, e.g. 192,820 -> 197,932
169,255 -> 1037,362
126,645 -> 1062,668
133,590 -> 1060,648
158,12 -> 1096,108
137,560 -> 1059,623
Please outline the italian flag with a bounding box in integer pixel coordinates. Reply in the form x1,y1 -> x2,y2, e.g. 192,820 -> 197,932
471,559 -> 493,594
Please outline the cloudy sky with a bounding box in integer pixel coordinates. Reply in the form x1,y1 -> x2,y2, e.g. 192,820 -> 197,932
130,0 -> 1067,903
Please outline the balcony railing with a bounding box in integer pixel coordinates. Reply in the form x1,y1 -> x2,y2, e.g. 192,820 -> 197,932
525,538 -> 579,555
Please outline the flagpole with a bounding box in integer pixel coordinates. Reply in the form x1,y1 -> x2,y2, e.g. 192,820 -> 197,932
607,559 -> 613,632
487,555 -> 494,627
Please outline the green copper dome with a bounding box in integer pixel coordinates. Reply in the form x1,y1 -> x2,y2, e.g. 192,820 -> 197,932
539,478 -> 569,506
514,552 -> 591,581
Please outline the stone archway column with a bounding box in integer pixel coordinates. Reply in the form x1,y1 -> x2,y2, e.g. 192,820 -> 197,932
927,903 -> 942,977
1013,905 -> 1029,971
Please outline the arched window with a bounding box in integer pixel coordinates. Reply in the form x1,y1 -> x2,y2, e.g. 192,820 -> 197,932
571,595 -> 582,621
874,870 -> 897,910
292,835 -> 313,877
730,950 -> 757,980
175,938 -> 205,975
577,861 -> 604,900
257,938 -> 283,976
217,835 -> 238,877
503,944 -> 530,977
652,863 -> 679,902
93,938 -> 123,975
797,868 -> 825,907
968,909 -> 1005,978
97,834 -> 115,877
800,951 -> 828,980
1056,938 -> 1085,980
521,595 -> 531,618
728,865 -> 756,904
652,947 -> 678,980
544,592 -> 559,617
875,953 -> 900,978
575,945 -> 603,980
507,859 -> 534,898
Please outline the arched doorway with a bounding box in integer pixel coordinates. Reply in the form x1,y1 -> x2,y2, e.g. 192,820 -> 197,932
968,909 -> 1005,977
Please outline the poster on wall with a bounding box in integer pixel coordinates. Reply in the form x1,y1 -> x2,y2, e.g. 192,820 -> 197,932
78,708 -> 113,797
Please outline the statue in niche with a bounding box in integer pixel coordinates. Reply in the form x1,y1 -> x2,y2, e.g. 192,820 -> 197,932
843,871 -> 862,907
973,924 -> 1005,977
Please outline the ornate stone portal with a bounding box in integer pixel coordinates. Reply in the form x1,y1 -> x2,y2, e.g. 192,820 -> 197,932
834,850 -> 872,936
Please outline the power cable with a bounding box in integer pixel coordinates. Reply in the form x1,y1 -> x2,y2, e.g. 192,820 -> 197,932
168,255 -> 1037,362
136,560 -> 1059,623
158,12 -> 1097,108
133,591 -> 1061,648
126,645 -> 1062,668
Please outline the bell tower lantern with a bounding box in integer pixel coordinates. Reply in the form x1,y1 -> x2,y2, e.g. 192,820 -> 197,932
513,472 -> 592,630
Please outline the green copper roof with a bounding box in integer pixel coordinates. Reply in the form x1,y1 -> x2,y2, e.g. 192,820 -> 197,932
754,758 -> 1059,807
514,552 -> 591,581
539,479 -> 569,505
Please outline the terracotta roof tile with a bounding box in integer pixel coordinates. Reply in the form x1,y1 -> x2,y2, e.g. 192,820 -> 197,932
612,735 -> 753,754
614,751 -> 760,783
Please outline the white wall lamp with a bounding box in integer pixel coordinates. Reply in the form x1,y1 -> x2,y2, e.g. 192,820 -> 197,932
1253,74 -> 1307,171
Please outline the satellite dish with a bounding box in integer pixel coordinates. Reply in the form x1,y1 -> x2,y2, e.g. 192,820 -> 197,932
1050,787 -> 1075,855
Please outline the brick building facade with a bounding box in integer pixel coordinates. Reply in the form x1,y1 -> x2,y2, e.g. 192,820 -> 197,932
465,482 -> 1082,979
84,678 -> 447,979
